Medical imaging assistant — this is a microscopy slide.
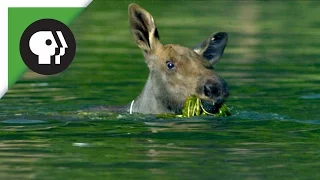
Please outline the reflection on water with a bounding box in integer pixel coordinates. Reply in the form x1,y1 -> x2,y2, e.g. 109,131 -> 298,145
0,139 -> 52,179
1,0 -> 320,179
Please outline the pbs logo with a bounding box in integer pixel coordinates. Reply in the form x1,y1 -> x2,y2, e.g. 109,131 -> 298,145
29,31 -> 68,65
20,19 -> 76,75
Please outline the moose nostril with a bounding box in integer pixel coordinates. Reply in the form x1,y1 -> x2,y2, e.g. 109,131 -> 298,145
204,84 -> 220,98
211,87 -> 219,96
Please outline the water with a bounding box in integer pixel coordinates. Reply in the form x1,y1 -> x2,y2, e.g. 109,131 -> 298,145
1,1 -> 320,179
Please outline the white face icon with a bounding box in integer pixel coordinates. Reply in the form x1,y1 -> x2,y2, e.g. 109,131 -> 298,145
29,31 -> 58,64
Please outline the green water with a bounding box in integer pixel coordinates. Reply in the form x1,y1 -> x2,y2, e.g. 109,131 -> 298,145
1,1 -> 320,179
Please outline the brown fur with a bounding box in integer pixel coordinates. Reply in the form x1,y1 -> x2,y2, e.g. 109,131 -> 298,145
127,4 -> 229,114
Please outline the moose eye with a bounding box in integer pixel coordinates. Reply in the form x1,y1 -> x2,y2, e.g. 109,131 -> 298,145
166,61 -> 175,70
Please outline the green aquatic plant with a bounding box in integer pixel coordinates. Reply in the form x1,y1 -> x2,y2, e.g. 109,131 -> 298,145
158,95 -> 231,118
181,95 -> 230,117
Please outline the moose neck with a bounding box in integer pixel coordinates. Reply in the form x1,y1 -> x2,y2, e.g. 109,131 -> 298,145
131,73 -> 173,114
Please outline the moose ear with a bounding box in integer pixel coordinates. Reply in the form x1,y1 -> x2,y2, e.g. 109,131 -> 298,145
128,3 -> 160,52
193,32 -> 228,65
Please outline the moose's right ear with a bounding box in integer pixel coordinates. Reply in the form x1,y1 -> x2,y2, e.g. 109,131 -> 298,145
128,3 -> 160,52
193,32 -> 228,65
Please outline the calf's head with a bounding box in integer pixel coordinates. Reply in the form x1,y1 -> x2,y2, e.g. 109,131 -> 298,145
129,4 -> 229,114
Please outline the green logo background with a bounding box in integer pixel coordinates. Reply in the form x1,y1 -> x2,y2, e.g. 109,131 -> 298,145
8,8 -> 83,87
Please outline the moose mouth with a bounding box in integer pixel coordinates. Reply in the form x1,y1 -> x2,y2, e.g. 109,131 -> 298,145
181,95 -> 230,117
200,99 -> 222,114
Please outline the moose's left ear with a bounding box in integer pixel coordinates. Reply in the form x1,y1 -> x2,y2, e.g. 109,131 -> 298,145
193,32 -> 228,65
